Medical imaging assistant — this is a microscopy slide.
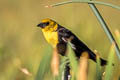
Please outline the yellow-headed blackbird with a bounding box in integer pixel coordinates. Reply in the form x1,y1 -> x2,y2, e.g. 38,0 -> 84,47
37,18 -> 107,66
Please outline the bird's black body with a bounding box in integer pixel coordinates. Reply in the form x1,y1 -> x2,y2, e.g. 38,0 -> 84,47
56,25 -> 107,66
37,19 -> 108,80
37,19 -> 107,66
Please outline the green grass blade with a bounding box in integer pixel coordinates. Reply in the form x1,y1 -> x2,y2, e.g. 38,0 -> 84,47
35,46 -> 52,80
56,56 -> 69,80
67,42 -> 78,80
96,56 -> 102,80
104,44 -> 115,80
115,30 -> 120,46
51,1 -> 120,10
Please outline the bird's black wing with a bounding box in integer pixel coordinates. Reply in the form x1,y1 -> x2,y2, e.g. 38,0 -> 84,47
57,25 -> 107,66
56,25 -> 67,56
57,26 -> 96,60
56,41 -> 67,56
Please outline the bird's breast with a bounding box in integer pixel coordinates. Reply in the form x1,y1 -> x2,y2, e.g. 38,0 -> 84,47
42,30 -> 58,47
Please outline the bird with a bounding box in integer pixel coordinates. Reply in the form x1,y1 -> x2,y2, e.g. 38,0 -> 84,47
37,18 -> 107,66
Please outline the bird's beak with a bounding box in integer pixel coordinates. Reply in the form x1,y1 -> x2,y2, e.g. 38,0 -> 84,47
37,23 -> 45,28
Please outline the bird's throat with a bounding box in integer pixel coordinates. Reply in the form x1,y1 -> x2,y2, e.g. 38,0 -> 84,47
42,29 -> 58,47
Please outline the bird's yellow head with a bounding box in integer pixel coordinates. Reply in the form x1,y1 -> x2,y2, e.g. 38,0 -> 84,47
37,18 -> 58,32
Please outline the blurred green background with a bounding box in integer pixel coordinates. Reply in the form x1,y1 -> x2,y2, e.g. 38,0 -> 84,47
0,0 -> 120,80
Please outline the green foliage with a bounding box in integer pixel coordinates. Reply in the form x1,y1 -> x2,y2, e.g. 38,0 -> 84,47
67,43 -> 78,80
96,44 -> 115,80
115,30 -> 120,46
57,56 -> 69,80
96,57 -> 102,80
35,43 -> 116,80
104,44 -> 115,80
35,46 -> 52,80
51,0 -> 120,10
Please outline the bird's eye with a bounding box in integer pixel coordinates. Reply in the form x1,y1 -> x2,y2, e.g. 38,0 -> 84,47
45,22 -> 49,26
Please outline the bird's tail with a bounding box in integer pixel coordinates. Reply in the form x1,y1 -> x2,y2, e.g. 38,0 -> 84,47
100,58 -> 107,66
89,51 -> 107,66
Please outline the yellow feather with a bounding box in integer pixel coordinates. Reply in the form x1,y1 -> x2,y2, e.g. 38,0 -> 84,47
42,28 -> 58,47
40,19 -> 59,47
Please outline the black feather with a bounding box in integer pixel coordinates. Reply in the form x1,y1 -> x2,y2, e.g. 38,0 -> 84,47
57,25 -> 107,66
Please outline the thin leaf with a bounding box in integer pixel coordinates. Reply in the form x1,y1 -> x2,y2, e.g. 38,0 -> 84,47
115,30 -> 120,46
35,46 -> 52,80
104,43 -> 115,80
58,56 -> 69,80
54,56 -> 69,80
67,42 -> 78,80
96,56 -> 102,80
